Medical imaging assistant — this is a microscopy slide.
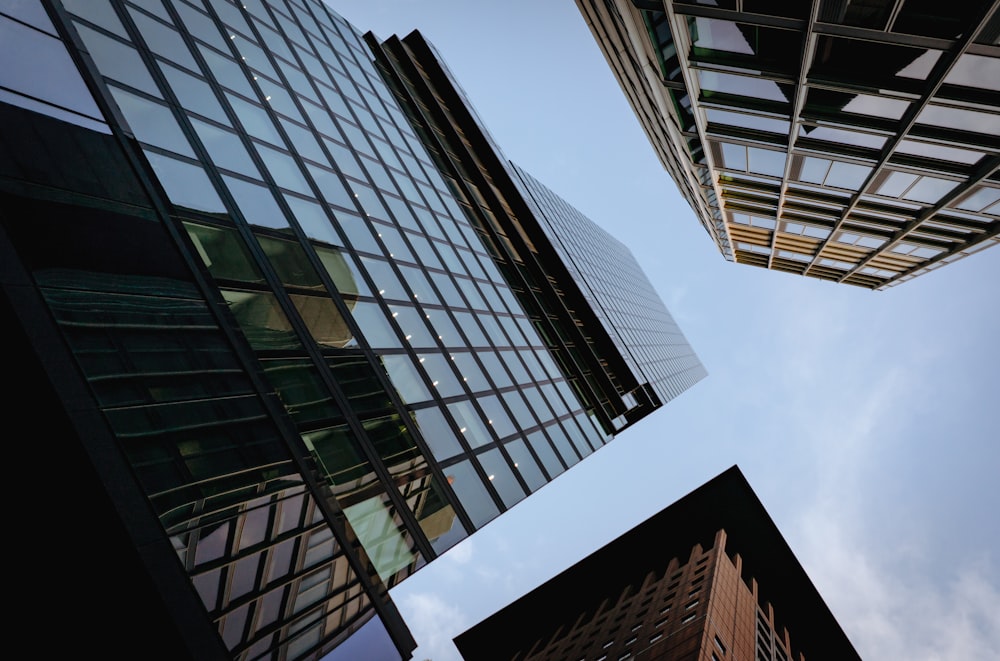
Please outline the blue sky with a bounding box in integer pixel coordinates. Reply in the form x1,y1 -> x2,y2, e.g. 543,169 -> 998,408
332,2 -> 1000,659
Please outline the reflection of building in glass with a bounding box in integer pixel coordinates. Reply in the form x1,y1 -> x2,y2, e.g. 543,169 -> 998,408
578,1 -> 999,289
454,466 -> 861,661
1,2 -> 702,659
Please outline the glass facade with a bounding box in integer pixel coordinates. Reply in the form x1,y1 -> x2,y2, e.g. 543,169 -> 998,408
578,0 -> 1000,289
511,163 -> 707,409
1,1 -> 702,659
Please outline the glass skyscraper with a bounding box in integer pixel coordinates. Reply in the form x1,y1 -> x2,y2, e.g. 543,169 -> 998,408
577,1 -> 999,289
0,1 -> 703,659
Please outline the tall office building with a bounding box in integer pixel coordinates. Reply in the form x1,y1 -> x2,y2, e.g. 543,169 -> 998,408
577,1 -> 999,289
454,466 -> 860,661
0,1 -> 703,659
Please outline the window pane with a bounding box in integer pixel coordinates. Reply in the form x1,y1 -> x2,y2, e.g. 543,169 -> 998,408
916,104 -> 1000,135
223,175 -> 289,229
161,63 -> 227,122
503,439 -> 546,492
183,221 -> 264,283
720,142 -> 747,170
221,289 -> 302,351
190,116 -> 258,176
0,15 -> 104,121
895,139 -> 983,165
257,145 -> 312,195
443,459 -> 498,528
825,161 -> 871,190
747,147 -> 785,177
381,354 -> 432,405
412,406 -> 463,461
361,256 -> 407,299
287,196 -> 342,246
314,245 -> 369,298
145,151 -> 225,213
128,8 -> 198,72
450,351 -> 488,392
699,70 -> 788,102
392,305 -> 436,349
526,429 -> 563,478
75,24 -> 158,94
418,351 -> 463,398
476,394 -> 516,439
309,318 -> 365,368
478,448 -> 525,508
109,86 -> 193,156
226,92 -> 282,144
447,400 -> 492,449
347,301 -> 400,349
945,54 -> 1000,91
903,176 -> 959,204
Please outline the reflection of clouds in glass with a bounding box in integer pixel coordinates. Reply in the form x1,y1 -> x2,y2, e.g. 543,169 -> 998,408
827,162 -> 871,190
699,70 -> 787,102
747,147 -> 786,177
916,104 -> 1000,134
944,54 -> 1000,91
877,171 -> 959,204
145,151 -> 226,212
897,49 -> 941,79
803,125 -> 887,149
706,108 -> 790,133
955,186 -> 1000,213
896,139 -> 984,165
692,17 -> 755,55
841,93 -> 909,119
902,176 -> 959,204
878,171 -> 918,197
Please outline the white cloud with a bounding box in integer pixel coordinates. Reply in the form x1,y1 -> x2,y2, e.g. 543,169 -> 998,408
394,592 -> 467,661
785,353 -> 1000,659
759,282 -> 1000,659
801,513 -> 1000,659
441,538 -> 474,565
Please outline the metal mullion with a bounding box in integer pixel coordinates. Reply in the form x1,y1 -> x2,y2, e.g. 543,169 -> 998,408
641,5 -> 723,253
797,111 -> 900,135
905,124 -> 1000,152
372,35 -> 556,506
804,0 -> 1000,279
883,0 -> 908,33
934,84 -> 1000,109
841,155 -> 1000,283
812,21 -> 954,51
705,124 -> 791,148
879,228 -> 999,289
909,226 -> 982,246
967,42 -> 1000,56
687,53 -> 797,80
670,4 -> 804,31
620,1 -> 729,255
888,153 -> 983,178
35,2 -> 310,657
266,5 -> 494,542
919,212 -> 997,232
662,0 -> 741,260
250,7 -> 468,400
160,0 -> 439,625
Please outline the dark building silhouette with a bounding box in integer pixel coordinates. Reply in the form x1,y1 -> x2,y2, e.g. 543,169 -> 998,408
577,0 -> 999,289
454,466 -> 860,661
0,1 -> 703,659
